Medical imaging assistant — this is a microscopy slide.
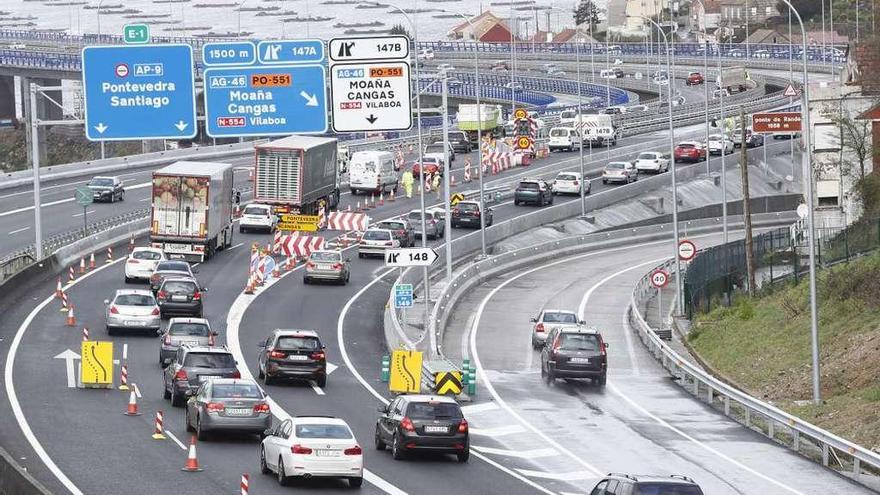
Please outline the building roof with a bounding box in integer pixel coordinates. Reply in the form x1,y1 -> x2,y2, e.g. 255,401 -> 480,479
448,10 -> 515,42
552,27 -> 598,44
852,41 -> 880,96
450,11 -> 497,34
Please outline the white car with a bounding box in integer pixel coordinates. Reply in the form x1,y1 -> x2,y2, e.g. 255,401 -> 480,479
706,134 -> 734,155
239,203 -> 277,233
552,171 -> 590,195
634,151 -> 669,174
437,63 -> 455,72
530,309 -> 584,348
602,161 -> 638,184
505,81 -> 524,91
125,247 -> 166,283
548,127 -> 581,152
358,228 -> 400,258
260,416 -> 363,488
752,49 -> 770,58
712,88 -> 730,99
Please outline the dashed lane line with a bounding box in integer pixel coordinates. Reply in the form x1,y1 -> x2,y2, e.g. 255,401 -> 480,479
471,446 -> 560,459
515,469 -> 597,482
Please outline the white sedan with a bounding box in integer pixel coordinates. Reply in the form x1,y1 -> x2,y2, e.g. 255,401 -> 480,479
260,416 -> 363,488
552,172 -> 590,195
124,247 -> 166,283
706,134 -> 735,155
633,151 -> 669,174
358,228 -> 400,258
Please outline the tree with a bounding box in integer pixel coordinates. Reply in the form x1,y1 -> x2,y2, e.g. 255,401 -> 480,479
821,100 -> 878,182
390,24 -> 411,39
573,0 -> 600,30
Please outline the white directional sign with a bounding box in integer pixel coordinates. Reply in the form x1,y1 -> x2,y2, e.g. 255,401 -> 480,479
329,35 -> 412,133
385,247 -> 439,267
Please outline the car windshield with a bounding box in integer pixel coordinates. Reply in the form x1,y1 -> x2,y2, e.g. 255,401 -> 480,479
213,383 -> 262,399
295,424 -> 353,439
276,336 -> 321,351
157,261 -> 190,272
184,353 -> 235,368
677,144 -> 696,149
408,212 -> 424,221
561,111 -> 575,119
115,294 -> 155,306
310,252 -> 340,262
407,401 -> 463,420
607,163 -> 625,169
636,484 -> 703,495
518,182 -> 539,190
243,206 -> 268,216
557,174 -> 578,181
353,161 -> 376,173
363,230 -> 391,241
163,281 -> 196,294
425,145 -> 444,153
377,221 -> 404,230
550,128 -> 570,137
133,250 -> 162,261
709,135 -> 723,141
558,333 -> 601,351
638,153 -> 657,160
169,323 -> 209,336
458,203 -> 478,212
543,312 -> 578,323
89,178 -> 113,187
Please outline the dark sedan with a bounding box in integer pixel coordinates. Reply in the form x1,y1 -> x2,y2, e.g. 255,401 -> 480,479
375,395 -> 469,462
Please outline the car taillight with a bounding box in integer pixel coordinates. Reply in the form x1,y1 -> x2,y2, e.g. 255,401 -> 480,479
310,351 -> 326,361
599,337 -> 607,356
359,240 -> 367,245
458,419 -> 468,433
306,261 -> 316,269
344,445 -> 362,455
127,259 -> 139,264
208,333 -> 215,346
157,290 -> 167,300
164,334 -> 171,345
385,241 -> 393,246
552,336 -> 562,351
151,307 -> 160,316
150,274 -> 159,283
174,370 -> 188,381
268,350 -> 286,359
291,445 -> 312,455
396,229 -> 405,237
206,402 -> 225,412
192,291 -> 201,301
253,403 -> 270,413
452,208 -> 460,215
230,370 -> 241,379
535,323 -> 544,333
400,417 -> 415,432
332,263 -> 343,270
109,306 -> 120,314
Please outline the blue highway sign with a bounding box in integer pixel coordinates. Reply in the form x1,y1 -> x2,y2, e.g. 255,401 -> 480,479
81,44 -> 197,141
202,41 -> 257,66
394,283 -> 414,309
203,64 -> 327,137
257,40 -> 325,65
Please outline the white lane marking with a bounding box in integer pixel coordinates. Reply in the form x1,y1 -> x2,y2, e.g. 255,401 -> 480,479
472,446 -> 559,459
165,430 -> 188,451
226,262 -> 406,495
5,256 -> 125,495
515,469 -> 596,482
460,401 -> 499,415
139,197 -> 150,202
469,450 -> 558,495
228,242 -> 244,250
71,210 -> 95,218
468,425 -> 527,437
576,258 -> 667,377
53,349 -> 79,389
8,226 -> 30,235
308,380 -> 326,395
122,343 -> 128,361
0,182 -> 152,218
134,382 -> 142,399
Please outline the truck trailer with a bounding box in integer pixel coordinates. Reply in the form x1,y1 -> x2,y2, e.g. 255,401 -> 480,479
456,104 -> 505,142
150,161 -> 238,263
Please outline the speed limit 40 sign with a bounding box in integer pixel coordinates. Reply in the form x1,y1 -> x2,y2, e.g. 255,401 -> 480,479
651,270 -> 669,289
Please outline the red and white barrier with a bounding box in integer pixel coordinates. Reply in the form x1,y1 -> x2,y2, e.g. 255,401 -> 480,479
279,234 -> 325,259
326,212 -> 368,232
152,410 -> 167,440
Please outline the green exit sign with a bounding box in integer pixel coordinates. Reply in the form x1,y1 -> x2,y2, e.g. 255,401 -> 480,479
123,24 -> 150,44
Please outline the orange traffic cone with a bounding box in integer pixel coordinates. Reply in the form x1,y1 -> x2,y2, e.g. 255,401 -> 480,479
285,256 -> 295,272
346,204 -> 352,213
79,257 -> 86,274
272,262 -> 281,278
389,190 -> 396,202
450,174 -> 456,187
123,387 -> 141,416
378,191 -> 385,206
66,304 -> 76,327
366,193 -> 374,209
355,201 -> 362,213
181,436 -> 203,472
244,275 -> 255,295
55,277 -> 63,299
129,235 -> 135,253
89,252 -> 96,269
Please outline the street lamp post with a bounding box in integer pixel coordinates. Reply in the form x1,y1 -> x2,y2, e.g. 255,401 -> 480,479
576,31 -> 587,216
237,0 -> 249,38
719,48 -> 728,244
635,15 -> 682,315
96,0 -> 106,37
693,0 -> 711,175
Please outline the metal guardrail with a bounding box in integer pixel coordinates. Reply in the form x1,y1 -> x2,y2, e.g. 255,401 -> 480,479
629,261 -> 880,483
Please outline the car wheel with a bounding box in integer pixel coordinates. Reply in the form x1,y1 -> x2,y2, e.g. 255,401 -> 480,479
163,381 -> 171,400
349,477 -> 363,488
602,179 -> 607,184
185,413 -> 195,432
277,457 -> 290,486
345,273 -> 350,284
263,372 -> 275,386
124,275 -> 132,284
596,374 -> 607,387
457,449 -> 470,463
374,426 -> 386,450
106,326 -> 114,336
514,200 -> 519,206
260,447 -> 271,474
239,226 -> 245,234
391,434 -> 405,460
316,374 -> 327,388
171,389 -> 184,407
196,415 -> 208,441
303,277 -> 310,285
548,196 -> 554,205
358,253 -> 364,259
586,184 -> 592,194
119,190 -> 125,201
258,365 -> 265,379
543,366 -> 554,385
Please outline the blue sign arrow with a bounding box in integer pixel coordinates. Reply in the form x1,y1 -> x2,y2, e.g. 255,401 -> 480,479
203,64 -> 327,137
256,39 -> 324,65
202,41 -> 256,66
81,44 -> 197,141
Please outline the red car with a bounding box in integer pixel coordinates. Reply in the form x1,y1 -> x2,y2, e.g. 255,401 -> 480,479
685,72 -> 704,86
411,159 -> 442,177
674,141 -> 706,162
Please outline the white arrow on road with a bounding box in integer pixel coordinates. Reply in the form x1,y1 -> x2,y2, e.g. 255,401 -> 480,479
54,349 -> 80,388
93,123 -> 108,134
300,91 -> 319,107
174,120 -> 189,131
309,361 -> 339,396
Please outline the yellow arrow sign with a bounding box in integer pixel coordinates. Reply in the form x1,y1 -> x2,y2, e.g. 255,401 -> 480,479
434,371 -> 462,395
389,349 -> 422,393
450,193 -> 465,206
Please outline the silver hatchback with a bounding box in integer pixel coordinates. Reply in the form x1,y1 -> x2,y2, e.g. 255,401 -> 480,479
104,290 -> 161,335
530,309 -> 585,349
185,378 -> 271,440
159,317 -> 216,367
304,250 -> 351,285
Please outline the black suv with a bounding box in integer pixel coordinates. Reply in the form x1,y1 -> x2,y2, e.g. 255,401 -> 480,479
541,326 -> 608,386
589,473 -> 704,494
375,395 -> 469,462
150,260 -> 197,292
375,219 -> 416,248
86,175 -> 125,203
163,345 -> 240,407
257,329 -> 327,387
514,179 -> 553,206
443,131 -> 472,153
157,277 -> 204,318
451,200 -> 493,228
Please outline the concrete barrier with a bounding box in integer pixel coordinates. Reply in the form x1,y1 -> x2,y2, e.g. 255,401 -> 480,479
0,446 -> 52,495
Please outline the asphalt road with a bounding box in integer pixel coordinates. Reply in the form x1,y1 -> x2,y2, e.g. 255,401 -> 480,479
442,231 -> 873,495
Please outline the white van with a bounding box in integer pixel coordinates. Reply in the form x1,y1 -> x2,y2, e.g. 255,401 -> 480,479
548,127 -> 582,152
348,151 -> 398,195
599,69 -> 617,79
